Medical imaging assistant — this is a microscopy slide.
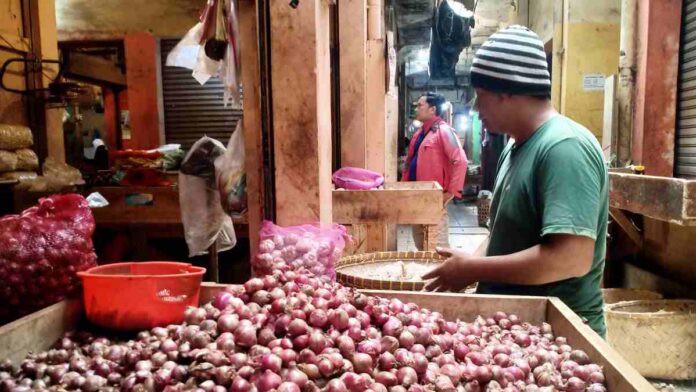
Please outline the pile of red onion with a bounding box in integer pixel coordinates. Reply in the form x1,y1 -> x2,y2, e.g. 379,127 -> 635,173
0,194 -> 97,324
0,262 -> 607,391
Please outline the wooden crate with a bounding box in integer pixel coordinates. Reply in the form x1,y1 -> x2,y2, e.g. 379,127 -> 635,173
0,284 -> 654,391
333,181 -> 444,252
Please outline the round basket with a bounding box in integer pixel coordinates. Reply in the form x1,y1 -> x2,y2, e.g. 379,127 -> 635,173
602,288 -> 663,307
605,299 -> 696,380
336,251 -> 445,291
476,198 -> 491,227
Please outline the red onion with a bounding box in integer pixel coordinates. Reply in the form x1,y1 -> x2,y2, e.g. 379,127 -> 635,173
565,376 -> 586,391
412,353 -> 428,374
336,336 -> 356,357
378,352 -> 396,370
326,379 -> 348,392
256,370 -> 281,392
466,351 -> 490,366
309,331 -> 327,354
235,326 -> 257,347
287,319 -> 309,337
394,349 -> 413,367
374,371 -> 397,387
283,367 -> 308,388
317,356 -> 335,377
352,353 -> 373,374
569,350 -> 590,365
398,331 -> 415,349
396,367 -> 418,387
382,317 -> 403,337
309,309 -> 329,328
357,339 -> 381,358
330,310 -> 350,331
245,278 -> 265,294
439,363 -> 462,384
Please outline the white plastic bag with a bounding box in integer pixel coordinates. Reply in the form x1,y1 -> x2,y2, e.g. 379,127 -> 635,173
179,136 -> 236,257
215,122 -> 246,215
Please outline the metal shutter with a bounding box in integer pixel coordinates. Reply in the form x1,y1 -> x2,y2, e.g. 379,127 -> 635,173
677,0 -> 696,178
160,39 -> 242,150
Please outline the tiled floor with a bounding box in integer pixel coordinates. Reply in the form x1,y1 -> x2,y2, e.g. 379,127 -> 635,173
397,202 -> 489,253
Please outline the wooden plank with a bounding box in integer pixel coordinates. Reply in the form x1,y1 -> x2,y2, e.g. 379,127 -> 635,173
0,299 -> 82,364
65,52 -> 126,86
238,0 -> 264,254
609,207 -> 643,247
609,172 -> 696,225
270,0 -> 333,225
124,33 -> 161,149
546,297 -> 654,392
338,0 -> 367,168
333,182 -> 444,225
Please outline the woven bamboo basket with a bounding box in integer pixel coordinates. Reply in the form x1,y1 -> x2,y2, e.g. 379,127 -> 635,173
335,251 -> 446,291
476,198 -> 491,227
605,299 -> 696,380
601,288 -> 663,307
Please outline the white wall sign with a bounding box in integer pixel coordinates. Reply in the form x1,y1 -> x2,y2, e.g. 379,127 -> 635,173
583,74 -> 606,91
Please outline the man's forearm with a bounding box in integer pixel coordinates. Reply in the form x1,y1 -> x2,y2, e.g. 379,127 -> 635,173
466,238 -> 592,285
473,236 -> 489,258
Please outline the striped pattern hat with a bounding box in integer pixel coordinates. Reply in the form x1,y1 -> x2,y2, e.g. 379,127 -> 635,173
471,25 -> 551,96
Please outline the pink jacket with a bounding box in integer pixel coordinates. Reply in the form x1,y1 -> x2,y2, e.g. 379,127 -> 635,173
402,117 -> 468,198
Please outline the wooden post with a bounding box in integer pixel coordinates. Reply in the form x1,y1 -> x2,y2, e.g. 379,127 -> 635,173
270,0 -> 333,225
632,0 -> 681,177
339,0 -> 368,168
238,0 -> 264,253
124,32 -> 162,150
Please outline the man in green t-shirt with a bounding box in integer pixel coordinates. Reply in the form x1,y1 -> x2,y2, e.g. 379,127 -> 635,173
422,25 -> 609,337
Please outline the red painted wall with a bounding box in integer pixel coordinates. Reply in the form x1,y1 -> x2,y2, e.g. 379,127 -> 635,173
124,32 -> 161,150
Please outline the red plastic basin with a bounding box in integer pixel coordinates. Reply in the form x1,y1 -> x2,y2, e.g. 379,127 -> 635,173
78,262 -> 206,331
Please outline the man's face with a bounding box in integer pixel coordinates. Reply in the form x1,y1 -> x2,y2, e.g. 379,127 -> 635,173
474,88 -> 507,133
414,96 -> 436,122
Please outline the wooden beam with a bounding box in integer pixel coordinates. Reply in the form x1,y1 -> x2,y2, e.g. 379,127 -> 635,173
270,0 -> 333,225
338,0 -> 368,168
609,172 -> 696,225
65,52 -> 126,86
238,0 -> 264,254
632,0 -> 681,176
609,207 -> 643,247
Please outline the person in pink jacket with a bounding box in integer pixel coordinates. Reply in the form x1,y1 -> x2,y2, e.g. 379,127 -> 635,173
402,92 -> 468,249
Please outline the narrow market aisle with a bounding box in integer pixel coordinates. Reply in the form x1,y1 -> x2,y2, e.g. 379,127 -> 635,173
397,202 -> 489,252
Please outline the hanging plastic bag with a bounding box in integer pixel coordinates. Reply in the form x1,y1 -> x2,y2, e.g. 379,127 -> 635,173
332,167 -> 385,190
215,122 -> 247,215
252,221 -> 351,280
179,136 -> 236,257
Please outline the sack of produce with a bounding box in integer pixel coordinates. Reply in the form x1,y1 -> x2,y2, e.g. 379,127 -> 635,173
215,122 -> 247,215
0,124 -> 33,150
253,220 -> 350,279
15,148 -> 38,171
0,150 -> 18,172
179,136 -> 236,257
332,167 -> 385,190
0,193 -> 97,323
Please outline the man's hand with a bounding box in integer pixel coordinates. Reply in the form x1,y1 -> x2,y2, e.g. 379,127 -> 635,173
421,247 -> 477,292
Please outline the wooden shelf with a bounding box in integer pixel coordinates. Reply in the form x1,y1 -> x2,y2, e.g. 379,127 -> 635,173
609,172 -> 696,226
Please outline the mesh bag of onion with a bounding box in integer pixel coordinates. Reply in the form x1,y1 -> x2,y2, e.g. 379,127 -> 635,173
253,221 -> 351,280
0,193 -> 97,324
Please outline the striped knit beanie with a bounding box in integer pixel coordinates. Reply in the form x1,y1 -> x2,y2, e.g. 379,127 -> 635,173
470,25 -> 551,96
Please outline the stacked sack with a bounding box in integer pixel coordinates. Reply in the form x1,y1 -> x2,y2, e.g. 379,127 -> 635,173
0,124 -> 39,182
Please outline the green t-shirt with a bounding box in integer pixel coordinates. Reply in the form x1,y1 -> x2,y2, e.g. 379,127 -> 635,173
477,115 -> 608,337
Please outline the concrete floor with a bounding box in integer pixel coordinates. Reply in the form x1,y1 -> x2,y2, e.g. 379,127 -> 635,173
397,202 -> 489,253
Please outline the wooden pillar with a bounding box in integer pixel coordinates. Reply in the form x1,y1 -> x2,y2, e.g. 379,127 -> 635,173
239,0 -> 264,254
124,32 -> 161,150
270,0 -> 333,225
339,0 -> 368,168
365,40 -> 386,174
632,0 -> 681,176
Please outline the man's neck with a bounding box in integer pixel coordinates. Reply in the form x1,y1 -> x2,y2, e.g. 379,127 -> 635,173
508,104 -> 557,144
